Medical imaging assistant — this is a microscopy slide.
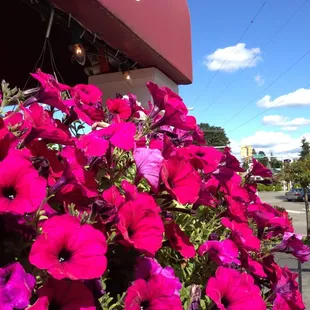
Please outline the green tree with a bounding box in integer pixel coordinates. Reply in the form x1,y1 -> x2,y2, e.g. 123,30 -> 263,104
299,137 -> 310,159
252,148 -> 257,155
270,152 -> 283,169
256,150 -> 269,167
280,160 -> 292,190
199,123 -> 230,148
242,160 -> 249,171
290,155 -> 310,237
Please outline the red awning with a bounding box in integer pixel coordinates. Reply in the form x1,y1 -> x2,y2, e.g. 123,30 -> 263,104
52,0 -> 192,84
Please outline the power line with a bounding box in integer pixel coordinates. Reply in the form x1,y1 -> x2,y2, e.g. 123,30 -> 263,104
224,47 -> 310,128
191,1 -> 268,108
228,81 -> 310,134
198,0 -> 309,117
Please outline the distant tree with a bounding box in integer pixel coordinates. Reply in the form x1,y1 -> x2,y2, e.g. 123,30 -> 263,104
299,137 -> 310,159
252,148 -> 257,155
270,152 -> 283,169
256,150 -> 269,167
290,155 -> 310,237
242,161 -> 249,171
199,123 -> 230,148
280,161 -> 293,188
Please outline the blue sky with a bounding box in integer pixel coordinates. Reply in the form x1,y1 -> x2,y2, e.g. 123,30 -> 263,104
180,0 -> 310,158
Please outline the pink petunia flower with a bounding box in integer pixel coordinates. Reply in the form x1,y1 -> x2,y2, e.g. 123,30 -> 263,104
29,214 -> 107,280
206,267 -> 266,310
224,196 -> 247,223
221,218 -> 261,252
71,84 -> 102,106
272,266 -> 305,310
273,292 -> 305,310
178,145 -> 222,174
198,239 -> 240,266
134,147 -> 163,192
20,103 -> 72,147
161,156 -> 201,204
154,97 -> 196,131
27,140 -> 65,183
240,249 -> 267,278
59,146 -> 98,198
116,195 -> 164,256
107,98 -> 132,122
27,278 -> 96,310
91,122 -> 136,151
251,159 -> 272,178
221,147 -> 245,172
0,154 -> 46,215
165,220 -> 196,258
135,257 -> 182,296
272,232 -> 310,263
76,131 -> 109,158
124,274 -> 183,310
193,180 -> 219,209
247,203 -> 293,234
31,69 -> 70,113
0,262 -> 35,310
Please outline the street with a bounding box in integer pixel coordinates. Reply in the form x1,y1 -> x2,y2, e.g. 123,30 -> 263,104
260,192 -> 309,309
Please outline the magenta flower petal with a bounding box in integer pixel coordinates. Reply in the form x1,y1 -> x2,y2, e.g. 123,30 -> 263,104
134,147 -> 163,192
0,262 -> 35,310
272,232 -> 310,263
0,154 -> 46,215
77,132 -> 109,157
165,220 -> 196,258
107,98 -> 132,121
29,214 -> 107,280
271,266 -> 305,310
198,239 -> 240,266
117,195 -> 164,256
135,257 -> 182,295
161,156 -> 201,204
251,159 -> 272,178
124,274 -> 183,310
206,267 -> 266,310
94,123 -> 136,151
28,278 -> 96,310
221,218 -> 261,252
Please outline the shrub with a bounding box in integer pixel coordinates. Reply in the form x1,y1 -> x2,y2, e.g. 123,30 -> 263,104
257,184 -> 266,191
0,70 -> 308,310
264,185 -> 274,191
274,184 -> 283,191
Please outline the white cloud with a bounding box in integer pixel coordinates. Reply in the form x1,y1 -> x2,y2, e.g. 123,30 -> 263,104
204,43 -> 262,72
281,126 -> 298,132
262,115 -> 310,131
254,74 -> 264,86
230,131 -> 310,159
257,88 -> 310,108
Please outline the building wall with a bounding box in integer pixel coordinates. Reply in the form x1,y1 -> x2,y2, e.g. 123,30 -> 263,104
89,67 -> 179,107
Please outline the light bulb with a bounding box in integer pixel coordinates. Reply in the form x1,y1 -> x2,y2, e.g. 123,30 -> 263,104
123,71 -> 131,80
72,43 -> 86,65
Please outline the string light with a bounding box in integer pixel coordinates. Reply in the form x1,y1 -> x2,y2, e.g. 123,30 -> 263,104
71,43 -> 86,65
123,71 -> 131,80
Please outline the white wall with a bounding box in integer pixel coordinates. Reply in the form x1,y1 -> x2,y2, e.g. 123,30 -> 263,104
89,67 -> 179,107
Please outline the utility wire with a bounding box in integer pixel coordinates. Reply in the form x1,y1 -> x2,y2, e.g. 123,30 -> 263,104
229,81 -> 310,134
199,0 -> 309,117
224,47 -> 310,127
191,0 -> 268,108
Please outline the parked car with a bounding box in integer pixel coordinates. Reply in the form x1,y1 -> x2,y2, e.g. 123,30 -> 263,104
285,188 -> 310,202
